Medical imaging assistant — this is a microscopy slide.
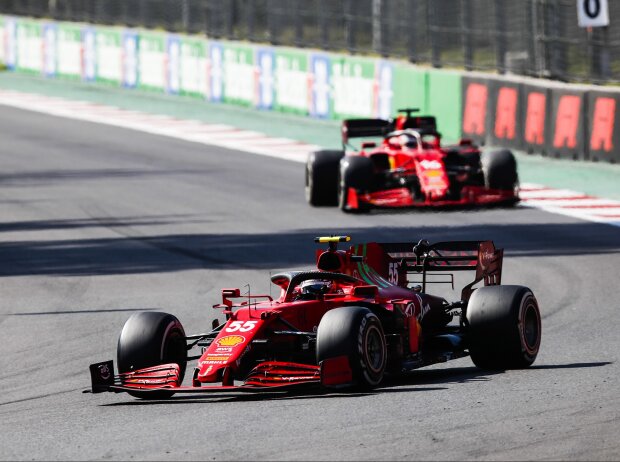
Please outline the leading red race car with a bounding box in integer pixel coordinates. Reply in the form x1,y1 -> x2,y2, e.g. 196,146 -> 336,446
88,236 -> 541,399
305,108 -> 519,212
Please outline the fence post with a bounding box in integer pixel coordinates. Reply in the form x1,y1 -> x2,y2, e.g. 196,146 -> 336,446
294,0 -> 303,47
494,0 -> 506,73
407,0 -> 418,63
461,0 -> 473,71
429,0 -> 441,67
344,0 -> 356,53
372,0 -> 383,55
318,0 -> 328,49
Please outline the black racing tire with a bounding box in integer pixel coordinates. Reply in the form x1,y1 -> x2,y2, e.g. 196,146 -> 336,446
117,311 -> 187,399
317,306 -> 387,389
338,156 -> 373,213
481,149 -> 518,191
305,150 -> 344,206
466,285 -> 541,370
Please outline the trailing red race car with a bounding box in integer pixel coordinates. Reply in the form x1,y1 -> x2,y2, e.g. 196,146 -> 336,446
305,108 -> 519,212
88,236 -> 541,399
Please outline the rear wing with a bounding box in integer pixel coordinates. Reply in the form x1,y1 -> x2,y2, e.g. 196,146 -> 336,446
354,239 -> 503,301
341,112 -> 439,146
341,118 -> 393,144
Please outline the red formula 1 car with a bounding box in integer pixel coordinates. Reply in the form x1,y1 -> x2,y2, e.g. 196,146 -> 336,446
305,109 -> 519,212
88,236 -> 541,399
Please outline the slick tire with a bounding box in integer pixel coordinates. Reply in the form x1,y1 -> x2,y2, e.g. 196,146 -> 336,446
338,156 -> 373,213
117,311 -> 187,399
466,285 -> 541,370
305,150 -> 344,206
317,306 -> 387,389
481,149 -> 518,191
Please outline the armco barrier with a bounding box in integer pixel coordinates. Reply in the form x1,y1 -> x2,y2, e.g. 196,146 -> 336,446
587,91 -> 620,163
547,85 -> 588,161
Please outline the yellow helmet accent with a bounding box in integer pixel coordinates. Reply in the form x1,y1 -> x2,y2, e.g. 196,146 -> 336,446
315,236 -> 351,243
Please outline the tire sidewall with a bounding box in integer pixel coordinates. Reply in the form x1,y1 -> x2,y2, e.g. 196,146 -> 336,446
517,292 -> 541,362
356,313 -> 387,386
117,311 -> 187,380
306,150 -> 343,206
481,149 -> 518,191
466,285 -> 541,369
317,306 -> 387,388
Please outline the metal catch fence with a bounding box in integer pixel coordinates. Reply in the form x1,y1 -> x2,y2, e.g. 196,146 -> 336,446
3,0 -> 619,84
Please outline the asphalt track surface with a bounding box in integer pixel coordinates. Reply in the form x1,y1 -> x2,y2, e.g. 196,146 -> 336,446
0,105 -> 619,461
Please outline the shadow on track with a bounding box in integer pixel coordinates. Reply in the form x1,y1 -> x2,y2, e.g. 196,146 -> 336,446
10,307 -> 157,316
96,360 -> 613,407
1,222 -> 619,277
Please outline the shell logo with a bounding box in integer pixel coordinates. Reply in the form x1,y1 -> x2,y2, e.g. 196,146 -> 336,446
217,335 -> 245,347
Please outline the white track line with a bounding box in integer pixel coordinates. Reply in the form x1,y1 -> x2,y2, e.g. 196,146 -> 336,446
520,184 -> 620,227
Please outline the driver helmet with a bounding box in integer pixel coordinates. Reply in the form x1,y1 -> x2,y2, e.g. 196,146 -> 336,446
299,279 -> 332,297
398,133 -> 418,149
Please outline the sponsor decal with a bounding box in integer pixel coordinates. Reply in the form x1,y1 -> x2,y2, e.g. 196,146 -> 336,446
495,86 -> 518,140
122,31 -> 138,88
591,97 -> 616,152
82,27 -> 96,81
404,294 -> 423,317
419,159 -> 443,170
43,23 -> 57,77
205,355 -> 231,361
208,42 -> 223,102
257,48 -> 274,109
375,61 -> 393,119
310,54 -> 330,118
463,82 -> 488,136
418,303 -> 431,321
98,363 -> 111,380
216,335 -> 245,347
166,35 -> 180,94
553,95 -> 581,149
215,347 -> 233,353
525,92 -> 546,145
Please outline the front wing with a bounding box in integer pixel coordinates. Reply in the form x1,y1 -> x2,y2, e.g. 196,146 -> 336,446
347,185 -> 518,209
87,358 -> 352,397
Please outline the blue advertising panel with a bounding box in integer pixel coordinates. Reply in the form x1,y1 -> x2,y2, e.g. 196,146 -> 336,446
310,53 -> 331,119
122,30 -> 138,88
5,17 -> 17,70
375,61 -> 393,119
43,22 -> 57,77
166,34 -> 180,94
82,26 -> 96,81
208,42 -> 224,102
256,47 -> 274,110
